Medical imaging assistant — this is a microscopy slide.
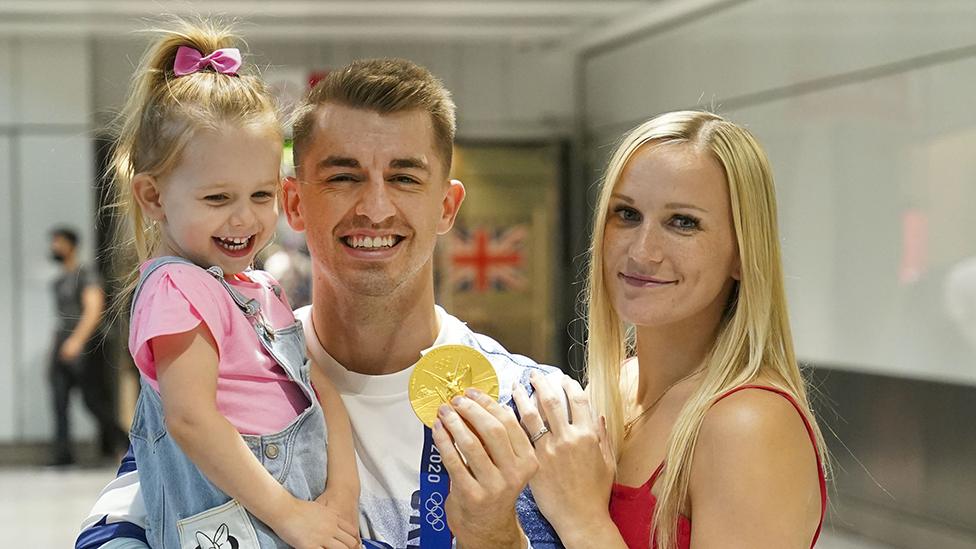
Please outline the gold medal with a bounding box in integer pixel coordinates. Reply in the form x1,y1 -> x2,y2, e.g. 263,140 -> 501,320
409,344 -> 499,427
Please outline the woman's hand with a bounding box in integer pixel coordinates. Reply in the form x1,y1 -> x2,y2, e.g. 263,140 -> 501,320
512,373 -> 617,544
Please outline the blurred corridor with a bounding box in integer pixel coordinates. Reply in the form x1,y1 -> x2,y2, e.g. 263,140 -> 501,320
1,1 -> 975,547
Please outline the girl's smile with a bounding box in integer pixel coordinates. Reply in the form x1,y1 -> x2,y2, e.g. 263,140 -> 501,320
213,234 -> 257,257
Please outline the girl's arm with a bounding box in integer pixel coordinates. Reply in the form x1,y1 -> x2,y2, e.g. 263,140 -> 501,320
153,324 -> 358,549
310,362 -> 361,528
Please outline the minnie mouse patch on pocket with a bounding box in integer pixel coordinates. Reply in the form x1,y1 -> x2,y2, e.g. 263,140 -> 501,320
195,524 -> 238,549
177,499 -> 259,549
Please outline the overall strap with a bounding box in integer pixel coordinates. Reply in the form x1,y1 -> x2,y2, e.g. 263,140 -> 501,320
203,265 -> 262,318
242,270 -> 289,311
130,256 -> 196,319
131,256 -> 262,320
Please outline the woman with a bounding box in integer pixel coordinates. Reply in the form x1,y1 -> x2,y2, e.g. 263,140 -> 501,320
514,110 -> 828,548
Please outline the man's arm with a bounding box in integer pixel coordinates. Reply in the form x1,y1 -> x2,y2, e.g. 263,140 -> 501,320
75,448 -> 150,549
60,284 -> 104,361
91,541 -> 150,549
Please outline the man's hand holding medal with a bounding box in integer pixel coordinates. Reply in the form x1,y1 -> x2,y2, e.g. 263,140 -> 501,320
410,345 -> 535,549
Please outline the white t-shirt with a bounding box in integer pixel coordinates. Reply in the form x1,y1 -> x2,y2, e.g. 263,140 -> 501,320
78,305 -> 565,549
300,304 -> 445,547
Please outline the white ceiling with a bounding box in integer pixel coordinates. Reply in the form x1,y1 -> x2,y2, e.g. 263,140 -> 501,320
0,0 -> 668,43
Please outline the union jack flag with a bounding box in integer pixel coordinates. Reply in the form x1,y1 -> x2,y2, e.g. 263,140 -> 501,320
447,225 -> 528,293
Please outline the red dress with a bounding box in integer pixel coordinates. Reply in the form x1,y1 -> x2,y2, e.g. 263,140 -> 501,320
608,385 -> 827,549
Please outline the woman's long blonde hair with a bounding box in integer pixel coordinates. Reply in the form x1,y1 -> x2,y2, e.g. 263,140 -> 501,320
107,18 -> 280,316
584,110 -> 828,548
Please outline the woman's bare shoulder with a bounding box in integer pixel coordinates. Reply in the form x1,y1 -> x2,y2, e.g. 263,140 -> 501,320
687,385 -> 822,546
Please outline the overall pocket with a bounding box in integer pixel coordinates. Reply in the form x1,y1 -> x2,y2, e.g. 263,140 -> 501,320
176,499 -> 260,549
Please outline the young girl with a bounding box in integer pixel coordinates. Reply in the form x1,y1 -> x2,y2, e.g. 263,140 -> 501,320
109,20 -> 360,549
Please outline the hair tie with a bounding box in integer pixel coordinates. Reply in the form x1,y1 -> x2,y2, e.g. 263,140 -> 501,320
173,46 -> 242,76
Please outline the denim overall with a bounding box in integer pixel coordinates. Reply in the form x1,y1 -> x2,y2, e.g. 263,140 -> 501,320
129,257 -> 328,549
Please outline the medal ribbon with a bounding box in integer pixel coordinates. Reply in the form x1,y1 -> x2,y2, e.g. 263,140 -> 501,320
420,426 -> 453,548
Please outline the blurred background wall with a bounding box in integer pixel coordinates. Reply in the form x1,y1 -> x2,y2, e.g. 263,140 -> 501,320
576,3 -> 976,547
1,1 -> 974,547
0,36 -> 96,444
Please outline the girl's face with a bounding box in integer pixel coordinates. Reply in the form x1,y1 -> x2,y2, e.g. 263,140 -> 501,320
602,143 -> 740,331
155,125 -> 281,275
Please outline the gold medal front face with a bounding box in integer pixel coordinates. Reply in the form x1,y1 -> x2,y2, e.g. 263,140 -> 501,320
409,345 -> 500,427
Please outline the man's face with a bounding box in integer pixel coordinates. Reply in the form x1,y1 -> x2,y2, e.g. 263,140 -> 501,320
283,103 -> 464,297
50,235 -> 74,263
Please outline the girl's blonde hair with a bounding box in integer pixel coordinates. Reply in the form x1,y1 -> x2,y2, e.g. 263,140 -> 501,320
584,110 -> 828,549
107,18 -> 280,314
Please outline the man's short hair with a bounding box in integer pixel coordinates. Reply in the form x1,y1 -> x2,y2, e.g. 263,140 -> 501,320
50,226 -> 79,247
291,58 -> 457,173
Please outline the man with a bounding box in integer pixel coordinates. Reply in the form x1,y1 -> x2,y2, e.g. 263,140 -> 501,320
77,59 -> 564,549
48,227 -> 126,466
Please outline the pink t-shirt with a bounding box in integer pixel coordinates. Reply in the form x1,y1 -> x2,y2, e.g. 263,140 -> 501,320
129,262 -> 309,435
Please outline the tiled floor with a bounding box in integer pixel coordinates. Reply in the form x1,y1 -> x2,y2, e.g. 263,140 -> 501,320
1,466 -> 122,547
0,466 -> 894,548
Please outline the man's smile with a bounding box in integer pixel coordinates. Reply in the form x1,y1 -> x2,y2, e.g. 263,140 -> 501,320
341,235 -> 405,250
338,230 -> 408,260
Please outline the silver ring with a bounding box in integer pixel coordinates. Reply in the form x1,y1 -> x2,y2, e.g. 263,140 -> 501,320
529,425 -> 550,444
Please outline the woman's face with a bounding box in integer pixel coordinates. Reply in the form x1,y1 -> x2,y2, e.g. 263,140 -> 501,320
603,143 -> 740,331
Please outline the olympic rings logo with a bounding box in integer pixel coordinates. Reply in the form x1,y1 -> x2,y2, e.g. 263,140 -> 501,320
424,492 -> 446,532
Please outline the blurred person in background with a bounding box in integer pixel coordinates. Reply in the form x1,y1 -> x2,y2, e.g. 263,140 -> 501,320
48,226 -> 126,466
259,216 -> 313,309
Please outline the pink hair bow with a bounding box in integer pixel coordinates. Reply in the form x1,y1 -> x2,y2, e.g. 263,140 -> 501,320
173,46 -> 242,76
